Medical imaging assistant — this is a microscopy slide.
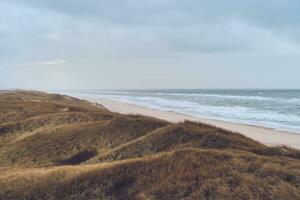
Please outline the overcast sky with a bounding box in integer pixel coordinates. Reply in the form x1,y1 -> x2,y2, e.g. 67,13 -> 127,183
1,0 -> 300,89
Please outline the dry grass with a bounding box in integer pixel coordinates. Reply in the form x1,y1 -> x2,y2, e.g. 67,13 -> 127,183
1,149 -> 300,200
1,91 -> 300,199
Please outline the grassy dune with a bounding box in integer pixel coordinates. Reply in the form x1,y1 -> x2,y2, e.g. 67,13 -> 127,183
0,91 -> 300,199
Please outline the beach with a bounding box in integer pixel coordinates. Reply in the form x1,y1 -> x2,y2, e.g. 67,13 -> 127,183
84,96 -> 300,150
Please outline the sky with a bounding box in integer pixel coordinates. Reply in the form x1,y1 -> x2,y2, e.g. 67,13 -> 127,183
1,0 -> 300,90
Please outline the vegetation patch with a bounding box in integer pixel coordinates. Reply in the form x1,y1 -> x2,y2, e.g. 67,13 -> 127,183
1,91 -> 300,199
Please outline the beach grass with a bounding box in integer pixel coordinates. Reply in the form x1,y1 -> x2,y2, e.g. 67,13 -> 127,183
1,91 -> 300,199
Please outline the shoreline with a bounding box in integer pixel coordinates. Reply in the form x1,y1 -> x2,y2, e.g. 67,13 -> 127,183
79,96 -> 300,149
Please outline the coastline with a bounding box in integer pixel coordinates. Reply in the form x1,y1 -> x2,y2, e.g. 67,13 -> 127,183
81,96 -> 300,149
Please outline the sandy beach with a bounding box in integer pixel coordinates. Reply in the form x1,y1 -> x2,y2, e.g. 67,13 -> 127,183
82,96 -> 300,150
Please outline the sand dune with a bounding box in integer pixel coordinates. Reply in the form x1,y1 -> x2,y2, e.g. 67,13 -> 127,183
1,91 -> 300,200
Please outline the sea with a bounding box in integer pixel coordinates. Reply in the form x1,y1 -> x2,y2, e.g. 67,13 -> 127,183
64,89 -> 300,134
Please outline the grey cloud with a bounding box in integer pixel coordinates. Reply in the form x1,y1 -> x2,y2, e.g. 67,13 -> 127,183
0,0 -> 300,89
15,60 -> 66,68
11,0 -> 300,27
3,0 -> 299,55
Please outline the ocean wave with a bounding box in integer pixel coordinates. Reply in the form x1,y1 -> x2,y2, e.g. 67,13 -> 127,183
99,91 -> 300,107
96,94 -> 200,109
186,105 -> 300,123
66,92 -> 300,133
287,98 -> 300,104
179,93 -> 273,101
95,94 -> 300,122
83,90 -> 274,101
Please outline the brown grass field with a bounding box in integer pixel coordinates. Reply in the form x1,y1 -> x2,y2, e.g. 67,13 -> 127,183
0,91 -> 300,200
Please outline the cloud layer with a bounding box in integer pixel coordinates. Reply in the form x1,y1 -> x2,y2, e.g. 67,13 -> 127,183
1,0 -> 300,89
